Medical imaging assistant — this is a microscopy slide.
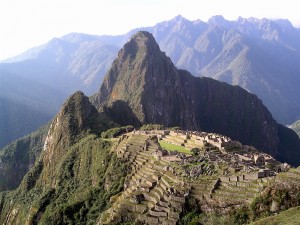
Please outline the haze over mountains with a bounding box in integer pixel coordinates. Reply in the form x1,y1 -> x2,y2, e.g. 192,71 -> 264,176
1,31 -> 300,225
0,35 -> 119,147
1,15 -> 300,148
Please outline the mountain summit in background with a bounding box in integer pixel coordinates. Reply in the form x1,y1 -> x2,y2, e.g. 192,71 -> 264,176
1,15 -> 300,147
94,31 -> 300,166
138,15 -> 300,125
0,31 -> 300,225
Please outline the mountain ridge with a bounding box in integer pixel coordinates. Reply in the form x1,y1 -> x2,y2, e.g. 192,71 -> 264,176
95,31 -> 300,165
0,31 -> 300,224
2,15 -> 300,125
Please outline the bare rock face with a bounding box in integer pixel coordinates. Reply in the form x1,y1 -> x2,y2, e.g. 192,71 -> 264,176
95,31 -> 280,158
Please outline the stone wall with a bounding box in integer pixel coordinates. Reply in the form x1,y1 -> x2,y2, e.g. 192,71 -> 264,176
168,194 -> 185,203
148,210 -> 167,217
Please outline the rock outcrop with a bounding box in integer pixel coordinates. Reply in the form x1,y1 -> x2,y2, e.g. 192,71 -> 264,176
94,31 -> 287,162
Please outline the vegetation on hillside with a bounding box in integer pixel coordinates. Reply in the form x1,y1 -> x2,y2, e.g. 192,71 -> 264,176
250,206 -> 300,225
94,31 -> 300,167
140,124 -> 164,131
178,184 -> 300,225
0,123 -> 50,191
101,125 -> 134,138
0,135 -> 129,225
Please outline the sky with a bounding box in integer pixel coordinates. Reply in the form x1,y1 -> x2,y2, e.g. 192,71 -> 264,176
0,0 -> 300,60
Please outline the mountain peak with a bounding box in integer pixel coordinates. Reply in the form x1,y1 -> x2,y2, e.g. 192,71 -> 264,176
95,31 -> 170,105
172,14 -> 188,22
208,15 -> 226,24
130,30 -> 155,41
43,91 -> 98,153
94,32 -> 280,157
124,31 -> 159,50
95,31 -> 174,123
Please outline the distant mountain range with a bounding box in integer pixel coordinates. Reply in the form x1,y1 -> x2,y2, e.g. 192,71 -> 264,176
0,34 -> 119,147
0,70 -> 65,148
94,31 -> 300,166
1,15 -> 300,147
0,31 -> 300,225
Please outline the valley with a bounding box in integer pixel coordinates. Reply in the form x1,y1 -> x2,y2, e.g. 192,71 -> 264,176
1,15 -> 300,148
0,28 -> 300,225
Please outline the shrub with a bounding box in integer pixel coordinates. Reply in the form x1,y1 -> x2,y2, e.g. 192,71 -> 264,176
231,206 -> 251,225
101,125 -> 134,138
191,148 -> 201,155
140,124 -> 164,131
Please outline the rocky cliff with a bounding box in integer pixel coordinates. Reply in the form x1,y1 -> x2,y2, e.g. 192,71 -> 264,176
0,33 -> 300,224
95,31 -> 282,160
0,91 -> 124,225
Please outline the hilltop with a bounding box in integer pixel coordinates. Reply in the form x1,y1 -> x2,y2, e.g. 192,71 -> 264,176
1,15 -> 300,148
95,31 -> 300,166
0,31 -> 300,225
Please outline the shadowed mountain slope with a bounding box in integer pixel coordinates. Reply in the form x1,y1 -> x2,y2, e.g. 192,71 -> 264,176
95,31 -> 300,166
1,16 -> 300,147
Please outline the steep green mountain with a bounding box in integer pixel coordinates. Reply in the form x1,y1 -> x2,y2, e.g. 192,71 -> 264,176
2,16 -> 300,126
93,15 -> 300,124
0,90 -> 116,192
0,91 -> 122,224
1,16 -> 299,147
290,120 -> 300,137
95,31 -> 300,166
0,124 -> 50,191
0,32 -> 300,225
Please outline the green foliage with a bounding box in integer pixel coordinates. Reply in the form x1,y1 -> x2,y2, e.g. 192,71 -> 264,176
250,206 -> 300,225
140,124 -> 164,131
178,211 -> 201,225
0,123 -> 50,191
177,185 -> 300,225
193,212 -> 234,225
251,194 -> 272,220
249,184 -> 300,222
20,161 -> 43,192
101,125 -> 134,138
191,147 -> 201,155
230,206 -> 251,225
0,134 -> 129,225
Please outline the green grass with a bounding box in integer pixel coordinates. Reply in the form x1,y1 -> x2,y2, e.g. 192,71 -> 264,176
158,140 -> 191,155
250,207 -> 300,225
